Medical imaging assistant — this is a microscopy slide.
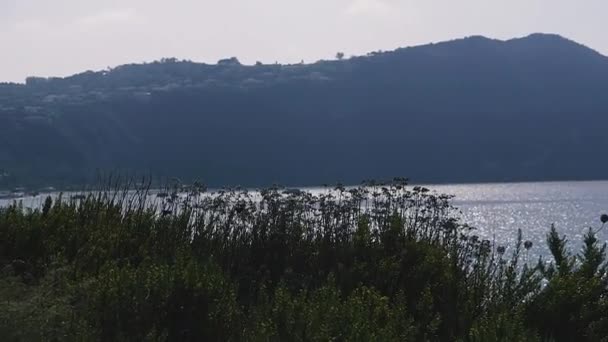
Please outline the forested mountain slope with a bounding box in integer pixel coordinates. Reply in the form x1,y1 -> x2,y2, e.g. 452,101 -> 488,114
1,33 -> 608,188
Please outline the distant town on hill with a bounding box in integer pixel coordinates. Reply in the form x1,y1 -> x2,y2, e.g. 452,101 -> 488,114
2,33 -> 608,189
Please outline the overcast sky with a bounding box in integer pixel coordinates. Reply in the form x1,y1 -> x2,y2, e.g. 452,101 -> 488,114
1,0 -> 607,82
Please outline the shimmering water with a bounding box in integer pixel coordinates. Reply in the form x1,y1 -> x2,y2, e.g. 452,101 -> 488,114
430,181 -> 608,256
2,180 -> 607,256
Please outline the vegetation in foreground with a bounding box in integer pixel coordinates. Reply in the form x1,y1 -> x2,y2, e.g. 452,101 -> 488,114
1,178 -> 608,341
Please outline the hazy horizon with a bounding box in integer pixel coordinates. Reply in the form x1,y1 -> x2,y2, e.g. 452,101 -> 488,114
2,0 -> 607,83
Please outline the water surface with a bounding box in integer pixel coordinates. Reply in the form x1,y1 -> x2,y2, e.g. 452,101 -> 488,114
3,180 -> 607,256
431,181 -> 608,255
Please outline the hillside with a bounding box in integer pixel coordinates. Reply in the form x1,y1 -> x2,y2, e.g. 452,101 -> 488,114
2,33 -> 608,188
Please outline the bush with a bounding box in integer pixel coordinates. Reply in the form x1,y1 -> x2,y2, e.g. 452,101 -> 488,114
0,179 -> 606,340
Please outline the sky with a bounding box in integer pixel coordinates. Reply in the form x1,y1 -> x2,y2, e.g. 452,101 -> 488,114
1,0 -> 607,82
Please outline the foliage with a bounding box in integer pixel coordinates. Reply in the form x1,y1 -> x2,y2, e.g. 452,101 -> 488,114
0,179 -> 607,340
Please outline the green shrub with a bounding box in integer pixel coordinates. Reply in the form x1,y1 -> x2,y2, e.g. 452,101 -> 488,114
0,180 -> 606,340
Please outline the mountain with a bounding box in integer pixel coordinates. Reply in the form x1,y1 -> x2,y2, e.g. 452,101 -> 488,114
2,33 -> 608,188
